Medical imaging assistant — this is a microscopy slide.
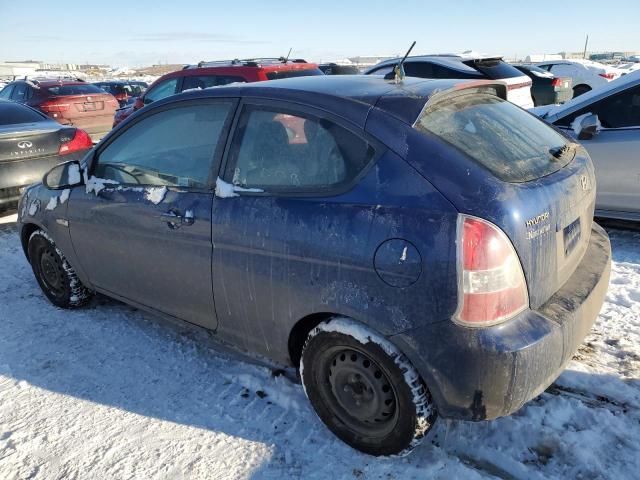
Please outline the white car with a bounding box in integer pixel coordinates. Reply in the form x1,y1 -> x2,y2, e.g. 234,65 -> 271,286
364,53 -> 534,109
533,59 -> 622,98
532,70 -> 640,221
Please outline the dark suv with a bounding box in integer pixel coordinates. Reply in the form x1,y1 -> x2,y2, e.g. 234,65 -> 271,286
112,58 -> 324,126
0,79 -> 118,141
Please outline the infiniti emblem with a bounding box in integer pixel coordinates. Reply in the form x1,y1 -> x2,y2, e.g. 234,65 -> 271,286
17,140 -> 33,149
580,175 -> 590,191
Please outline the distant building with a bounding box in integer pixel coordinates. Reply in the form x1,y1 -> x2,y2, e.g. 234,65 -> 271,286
0,61 -> 40,77
347,55 -> 396,68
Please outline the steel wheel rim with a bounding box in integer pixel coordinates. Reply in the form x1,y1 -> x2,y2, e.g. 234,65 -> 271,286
39,248 -> 66,297
319,346 -> 399,437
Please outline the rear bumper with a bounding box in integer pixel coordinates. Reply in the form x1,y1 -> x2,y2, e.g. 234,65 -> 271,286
391,223 -> 611,420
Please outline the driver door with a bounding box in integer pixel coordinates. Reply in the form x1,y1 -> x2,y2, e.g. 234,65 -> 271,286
67,99 -> 237,329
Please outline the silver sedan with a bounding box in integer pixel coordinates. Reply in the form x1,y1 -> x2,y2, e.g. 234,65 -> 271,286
533,70 -> 640,221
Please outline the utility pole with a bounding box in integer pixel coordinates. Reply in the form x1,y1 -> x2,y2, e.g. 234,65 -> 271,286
583,34 -> 589,59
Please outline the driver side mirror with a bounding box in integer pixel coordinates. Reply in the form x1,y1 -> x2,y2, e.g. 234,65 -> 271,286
43,160 -> 83,190
577,114 -> 600,140
135,97 -> 146,109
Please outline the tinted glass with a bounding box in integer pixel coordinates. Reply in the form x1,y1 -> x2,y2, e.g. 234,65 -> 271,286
0,103 -> 46,125
556,85 -> 640,129
0,85 -> 14,99
367,66 -> 393,76
12,83 -> 28,101
144,78 -> 178,103
181,75 -> 246,91
45,84 -> 105,95
265,68 -> 324,80
415,93 -> 573,183
229,107 -> 375,191
404,62 -> 434,77
95,103 -> 232,188
467,60 -> 525,79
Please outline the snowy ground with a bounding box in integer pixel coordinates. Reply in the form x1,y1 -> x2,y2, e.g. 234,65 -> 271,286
0,214 -> 638,480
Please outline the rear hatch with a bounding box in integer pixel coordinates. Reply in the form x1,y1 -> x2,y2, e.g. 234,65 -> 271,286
465,58 -> 534,108
41,83 -> 118,126
408,84 -> 595,308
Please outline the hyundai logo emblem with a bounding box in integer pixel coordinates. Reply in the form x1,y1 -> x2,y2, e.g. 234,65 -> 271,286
580,175 -> 590,191
17,140 -> 33,149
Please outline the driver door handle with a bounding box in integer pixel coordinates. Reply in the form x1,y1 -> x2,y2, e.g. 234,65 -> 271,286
159,211 -> 194,227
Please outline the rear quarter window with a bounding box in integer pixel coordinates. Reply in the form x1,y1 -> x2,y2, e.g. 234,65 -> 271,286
415,93 -> 574,183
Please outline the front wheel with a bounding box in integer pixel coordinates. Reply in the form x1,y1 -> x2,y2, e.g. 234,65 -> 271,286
300,318 -> 436,456
28,230 -> 94,308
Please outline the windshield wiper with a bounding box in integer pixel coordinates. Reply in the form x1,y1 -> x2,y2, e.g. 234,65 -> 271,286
549,143 -> 576,159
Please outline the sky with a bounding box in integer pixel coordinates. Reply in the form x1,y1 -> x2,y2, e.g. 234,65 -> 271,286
0,0 -> 638,67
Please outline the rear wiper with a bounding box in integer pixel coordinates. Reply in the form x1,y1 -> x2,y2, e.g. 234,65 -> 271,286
549,143 -> 576,159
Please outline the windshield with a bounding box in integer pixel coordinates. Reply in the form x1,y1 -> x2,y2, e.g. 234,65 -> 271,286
415,93 -> 574,182
265,68 -> 324,80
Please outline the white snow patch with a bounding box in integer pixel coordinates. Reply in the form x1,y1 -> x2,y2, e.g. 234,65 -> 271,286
45,196 -> 58,211
67,163 -> 81,185
215,177 -> 263,198
86,176 -> 119,195
59,189 -> 71,204
27,200 -> 39,216
144,186 -> 168,205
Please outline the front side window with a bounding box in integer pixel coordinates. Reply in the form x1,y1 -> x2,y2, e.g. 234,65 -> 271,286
228,106 -> 375,192
94,102 -> 233,188
144,78 -> 178,104
556,86 -> 640,129
415,92 -> 573,183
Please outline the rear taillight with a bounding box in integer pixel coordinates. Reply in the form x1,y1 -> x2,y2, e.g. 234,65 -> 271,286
40,100 -> 70,113
599,72 -> 616,80
58,128 -> 93,155
455,215 -> 528,326
551,78 -> 563,87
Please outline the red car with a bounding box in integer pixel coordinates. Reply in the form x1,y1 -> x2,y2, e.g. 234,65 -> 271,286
113,58 -> 324,126
0,79 -> 118,142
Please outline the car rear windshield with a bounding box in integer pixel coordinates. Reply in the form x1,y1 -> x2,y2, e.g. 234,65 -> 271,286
45,84 -> 105,96
414,93 -> 574,183
465,59 -> 525,79
0,103 -> 46,125
265,68 -> 325,80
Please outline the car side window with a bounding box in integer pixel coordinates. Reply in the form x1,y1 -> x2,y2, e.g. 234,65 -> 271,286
404,62 -> 434,78
227,106 -> 376,192
94,102 -> 233,188
12,83 -> 28,102
181,75 -> 246,92
557,85 -> 640,129
0,85 -> 14,99
368,66 -> 393,77
143,78 -> 178,104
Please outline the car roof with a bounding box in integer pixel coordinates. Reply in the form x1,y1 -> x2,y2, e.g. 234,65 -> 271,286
159,75 -> 504,127
542,69 -> 640,121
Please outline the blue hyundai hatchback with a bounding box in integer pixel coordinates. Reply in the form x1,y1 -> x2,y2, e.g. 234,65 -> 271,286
17,75 -> 611,456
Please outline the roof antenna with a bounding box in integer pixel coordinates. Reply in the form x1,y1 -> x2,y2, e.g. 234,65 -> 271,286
283,47 -> 292,63
394,41 -> 416,84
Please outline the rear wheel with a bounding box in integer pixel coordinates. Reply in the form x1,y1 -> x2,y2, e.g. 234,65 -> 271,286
300,318 -> 436,456
573,84 -> 591,98
28,230 -> 93,308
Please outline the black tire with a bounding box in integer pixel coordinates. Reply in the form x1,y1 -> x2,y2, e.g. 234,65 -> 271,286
573,84 -> 591,98
28,229 -> 93,308
300,318 -> 436,456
